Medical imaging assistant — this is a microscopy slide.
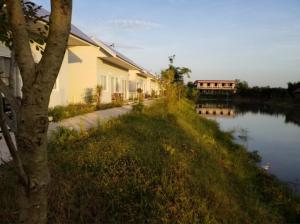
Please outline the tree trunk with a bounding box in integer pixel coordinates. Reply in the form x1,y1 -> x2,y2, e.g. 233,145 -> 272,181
8,49 -> 16,96
16,100 -> 50,224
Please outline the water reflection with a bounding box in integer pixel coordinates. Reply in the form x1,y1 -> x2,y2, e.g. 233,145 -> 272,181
196,103 -> 235,117
197,101 -> 300,127
197,100 -> 300,194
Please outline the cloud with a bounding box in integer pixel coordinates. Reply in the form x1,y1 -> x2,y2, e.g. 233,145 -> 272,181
107,19 -> 162,30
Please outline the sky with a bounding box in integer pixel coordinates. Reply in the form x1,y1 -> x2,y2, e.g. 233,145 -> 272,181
35,0 -> 300,87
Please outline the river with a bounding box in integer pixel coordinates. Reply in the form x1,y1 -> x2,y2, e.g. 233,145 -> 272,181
197,101 -> 300,194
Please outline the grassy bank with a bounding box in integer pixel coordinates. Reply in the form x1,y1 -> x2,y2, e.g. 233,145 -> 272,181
1,100 -> 300,223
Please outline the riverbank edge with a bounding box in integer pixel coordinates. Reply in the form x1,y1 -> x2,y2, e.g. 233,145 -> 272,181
197,96 -> 300,109
0,99 -> 299,223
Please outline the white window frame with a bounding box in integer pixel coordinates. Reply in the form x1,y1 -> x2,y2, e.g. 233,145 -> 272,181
100,75 -> 107,91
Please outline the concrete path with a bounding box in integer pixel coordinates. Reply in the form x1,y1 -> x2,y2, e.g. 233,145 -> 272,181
1,100 -> 155,163
48,99 -> 154,134
48,104 -> 133,134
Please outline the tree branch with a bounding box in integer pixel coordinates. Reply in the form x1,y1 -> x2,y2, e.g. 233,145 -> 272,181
38,0 -> 72,90
0,75 -> 20,112
6,0 -> 35,88
0,95 -> 28,187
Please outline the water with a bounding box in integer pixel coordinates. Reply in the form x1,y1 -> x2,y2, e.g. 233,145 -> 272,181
197,101 -> 300,194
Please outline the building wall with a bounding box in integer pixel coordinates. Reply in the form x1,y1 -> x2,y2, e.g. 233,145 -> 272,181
0,43 -> 10,57
196,81 -> 236,91
97,59 -> 130,103
1,42 -> 159,108
28,42 -> 71,107
49,51 -> 69,107
150,79 -> 160,95
67,45 -> 100,104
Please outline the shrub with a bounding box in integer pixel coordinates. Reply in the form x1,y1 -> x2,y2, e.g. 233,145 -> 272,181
132,102 -> 144,113
112,93 -> 124,105
49,103 -> 95,122
84,88 -> 94,104
49,102 -> 125,122
94,85 -> 103,109
137,88 -> 144,102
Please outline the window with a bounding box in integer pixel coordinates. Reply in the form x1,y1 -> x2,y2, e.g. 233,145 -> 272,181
116,78 -> 120,92
100,75 -> 107,90
215,83 -> 218,87
200,83 -> 203,86
207,83 -> 211,87
111,77 -> 115,92
122,80 -> 126,93
222,83 -> 225,87
129,81 -> 137,92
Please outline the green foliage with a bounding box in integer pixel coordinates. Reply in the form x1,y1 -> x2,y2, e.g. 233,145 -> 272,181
288,81 -> 300,97
137,88 -> 143,94
137,88 -> 144,103
113,94 -> 124,106
161,55 -> 191,103
132,102 -> 144,113
161,55 -> 191,85
94,85 -> 103,109
186,81 -> 197,100
83,88 -> 94,104
49,104 -> 96,122
236,80 -> 290,99
151,89 -> 157,98
49,103 -> 122,122
0,1 -> 49,49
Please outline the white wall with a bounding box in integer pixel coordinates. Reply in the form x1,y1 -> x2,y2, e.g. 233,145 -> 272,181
0,43 -> 10,57
97,59 -> 129,103
49,50 -> 69,107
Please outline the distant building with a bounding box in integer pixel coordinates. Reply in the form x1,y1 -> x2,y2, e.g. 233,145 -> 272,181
195,80 -> 237,95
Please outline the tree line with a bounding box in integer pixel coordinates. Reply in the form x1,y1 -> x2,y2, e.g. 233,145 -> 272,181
236,80 -> 300,100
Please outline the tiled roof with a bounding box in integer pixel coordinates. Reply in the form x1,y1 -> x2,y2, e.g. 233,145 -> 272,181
93,38 -> 152,73
37,7 -> 156,77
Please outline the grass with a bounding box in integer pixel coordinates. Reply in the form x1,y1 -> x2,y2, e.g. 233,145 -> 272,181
1,99 -> 300,223
49,102 -> 123,122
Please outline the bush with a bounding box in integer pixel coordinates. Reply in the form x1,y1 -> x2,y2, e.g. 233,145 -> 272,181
49,103 -> 123,122
84,88 -> 94,104
132,102 -> 144,113
94,85 -> 103,109
49,103 -> 95,122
